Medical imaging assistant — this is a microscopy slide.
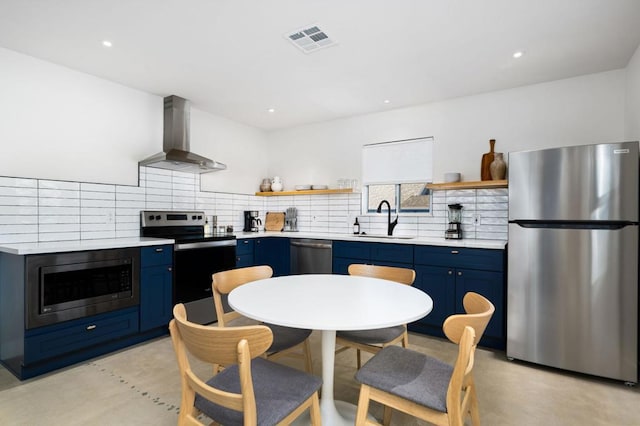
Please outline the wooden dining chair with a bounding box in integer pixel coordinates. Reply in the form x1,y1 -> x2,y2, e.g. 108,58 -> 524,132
212,265 -> 314,373
169,304 -> 322,426
354,292 -> 495,426
335,264 -> 416,368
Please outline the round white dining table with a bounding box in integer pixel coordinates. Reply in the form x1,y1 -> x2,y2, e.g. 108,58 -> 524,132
228,273 -> 433,426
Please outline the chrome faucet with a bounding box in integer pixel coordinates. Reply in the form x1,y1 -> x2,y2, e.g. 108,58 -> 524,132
376,200 -> 398,236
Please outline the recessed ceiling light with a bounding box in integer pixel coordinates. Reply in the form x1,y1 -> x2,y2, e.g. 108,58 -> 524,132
102,40 -> 113,47
383,99 -> 390,104
513,51 -> 524,59
267,108 -> 275,113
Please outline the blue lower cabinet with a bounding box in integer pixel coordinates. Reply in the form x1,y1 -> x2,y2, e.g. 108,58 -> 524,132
140,245 -> 174,332
24,307 -> 140,364
412,265 -> 456,331
236,239 -> 255,267
410,246 -> 506,349
254,238 -> 290,276
140,264 -> 173,332
332,241 -> 413,274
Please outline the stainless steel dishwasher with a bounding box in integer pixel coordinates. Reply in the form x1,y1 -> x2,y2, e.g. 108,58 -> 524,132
290,239 -> 333,274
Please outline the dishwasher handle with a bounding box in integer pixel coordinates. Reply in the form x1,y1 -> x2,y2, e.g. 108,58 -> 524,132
290,240 -> 333,249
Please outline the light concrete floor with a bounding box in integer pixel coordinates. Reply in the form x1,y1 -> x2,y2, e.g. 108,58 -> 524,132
0,331 -> 638,425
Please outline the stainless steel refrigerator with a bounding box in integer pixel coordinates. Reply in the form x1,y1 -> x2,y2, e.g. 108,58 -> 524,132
507,141 -> 639,383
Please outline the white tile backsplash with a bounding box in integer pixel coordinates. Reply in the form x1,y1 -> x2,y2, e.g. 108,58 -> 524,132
0,167 -> 508,242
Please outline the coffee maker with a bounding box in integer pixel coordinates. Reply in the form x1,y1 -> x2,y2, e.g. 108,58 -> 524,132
243,210 -> 261,232
445,203 -> 463,239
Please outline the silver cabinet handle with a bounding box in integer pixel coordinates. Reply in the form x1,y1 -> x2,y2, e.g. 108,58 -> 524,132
86,325 -> 97,331
155,248 -> 164,252
451,250 -> 459,254
448,270 -> 453,275
168,267 -> 172,272
458,271 -> 462,276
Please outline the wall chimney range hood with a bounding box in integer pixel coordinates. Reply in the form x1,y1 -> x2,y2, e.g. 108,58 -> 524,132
139,95 -> 226,173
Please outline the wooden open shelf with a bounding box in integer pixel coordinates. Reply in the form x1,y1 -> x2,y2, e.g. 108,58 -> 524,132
255,188 -> 354,196
427,179 -> 508,190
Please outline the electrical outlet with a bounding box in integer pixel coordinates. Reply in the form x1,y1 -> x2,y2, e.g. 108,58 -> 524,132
473,214 -> 481,226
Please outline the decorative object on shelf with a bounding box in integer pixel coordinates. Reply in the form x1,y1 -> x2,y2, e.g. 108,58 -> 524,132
481,139 -> 496,181
444,172 -> 461,183
271,176 -> 283,192
311,184 -> 328,190
490,152 -> 507,180
295,184 -> 312,191
260,178 -> 272,192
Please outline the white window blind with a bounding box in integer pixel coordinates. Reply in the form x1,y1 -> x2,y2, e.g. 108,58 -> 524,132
362,137 -> 434,184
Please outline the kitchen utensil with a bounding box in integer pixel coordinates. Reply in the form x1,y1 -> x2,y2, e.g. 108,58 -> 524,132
295,185 -> 311,190
480,139 -> 496,181
311,184 -> 328,190
265,212 -> 285,231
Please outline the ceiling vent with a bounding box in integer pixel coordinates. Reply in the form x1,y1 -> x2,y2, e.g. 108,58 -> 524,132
285,24 -> 336,53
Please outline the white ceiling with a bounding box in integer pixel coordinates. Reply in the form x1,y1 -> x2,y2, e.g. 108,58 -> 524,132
1,0 -> 640,130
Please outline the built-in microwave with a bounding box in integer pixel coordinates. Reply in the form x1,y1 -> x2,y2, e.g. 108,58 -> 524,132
26,248 -> 140,329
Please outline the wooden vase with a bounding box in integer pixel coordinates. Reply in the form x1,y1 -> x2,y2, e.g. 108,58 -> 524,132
480,139 -> 496,181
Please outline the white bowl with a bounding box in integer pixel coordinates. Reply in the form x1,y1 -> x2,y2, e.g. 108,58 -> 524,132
444,172 -> 461,183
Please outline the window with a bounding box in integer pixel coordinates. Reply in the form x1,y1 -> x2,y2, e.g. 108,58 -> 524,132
362,137 -> 433,214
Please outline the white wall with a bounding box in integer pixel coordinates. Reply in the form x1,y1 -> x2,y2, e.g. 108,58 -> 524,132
266,70 -> 626,186
625,44 -> 640,141
0,47 -> 268,193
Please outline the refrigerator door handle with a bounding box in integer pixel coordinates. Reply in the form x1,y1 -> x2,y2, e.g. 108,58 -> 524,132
511,220 -> 636,230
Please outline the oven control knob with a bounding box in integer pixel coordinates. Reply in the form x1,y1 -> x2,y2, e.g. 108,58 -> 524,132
155,215 -> 161,220
148,215 -> 155,220
192,215 -> 197,220
197,215 -> 202,220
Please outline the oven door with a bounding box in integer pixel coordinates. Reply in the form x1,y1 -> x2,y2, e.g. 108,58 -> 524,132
173,240 -> 236,325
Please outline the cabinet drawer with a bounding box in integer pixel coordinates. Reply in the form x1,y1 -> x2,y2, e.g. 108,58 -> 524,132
236,239 -> 254,255
141,245 -> 173,267
370,243 -> 413,264
414,246 -> 503,271
24,308 -> 139,364
333,241 -> 370,260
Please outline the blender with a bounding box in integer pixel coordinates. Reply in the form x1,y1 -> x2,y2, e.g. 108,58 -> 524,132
445,203 -> 463,239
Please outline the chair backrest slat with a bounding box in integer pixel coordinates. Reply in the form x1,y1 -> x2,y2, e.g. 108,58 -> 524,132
446,325 -> 476,425
348,264 -> 416,285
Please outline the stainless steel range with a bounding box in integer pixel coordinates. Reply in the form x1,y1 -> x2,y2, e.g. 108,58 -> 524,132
141,210 -> 236,324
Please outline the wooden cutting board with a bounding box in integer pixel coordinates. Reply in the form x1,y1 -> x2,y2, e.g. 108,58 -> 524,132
265,212 -> 285,231
480,139 -> 496,181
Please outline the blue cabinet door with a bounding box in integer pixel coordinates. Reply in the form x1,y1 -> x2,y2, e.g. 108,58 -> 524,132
140,245 -> 174,332
139,264 -> 173,332
236,239 -> 255,267
412,265 -> 456,332
455,268 -> 504,341
254,238 -> 290,276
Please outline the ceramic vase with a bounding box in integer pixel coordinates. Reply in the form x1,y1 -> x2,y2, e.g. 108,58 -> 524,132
260,178 -> 271,192
490,152 -> 506,180
271,176 -> 283,192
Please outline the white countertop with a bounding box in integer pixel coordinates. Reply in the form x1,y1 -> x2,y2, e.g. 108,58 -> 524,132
0,237 -> 175,255
0,231 -> 505,255
234,231 -> 507,250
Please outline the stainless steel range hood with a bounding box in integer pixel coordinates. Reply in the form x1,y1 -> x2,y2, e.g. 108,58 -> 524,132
139,95 -> 226,173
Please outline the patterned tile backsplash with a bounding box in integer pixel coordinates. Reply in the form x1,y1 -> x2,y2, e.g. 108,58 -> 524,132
0,168 -> 508,244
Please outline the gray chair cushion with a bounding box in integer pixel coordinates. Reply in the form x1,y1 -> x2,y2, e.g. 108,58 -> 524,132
264,323 -> 312,353
336,325 -> 405,345
195,357 -> 322,426
354,345 -> 453,413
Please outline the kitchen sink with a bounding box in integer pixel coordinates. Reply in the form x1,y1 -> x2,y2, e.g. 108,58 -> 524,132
354,234 -> 415,240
